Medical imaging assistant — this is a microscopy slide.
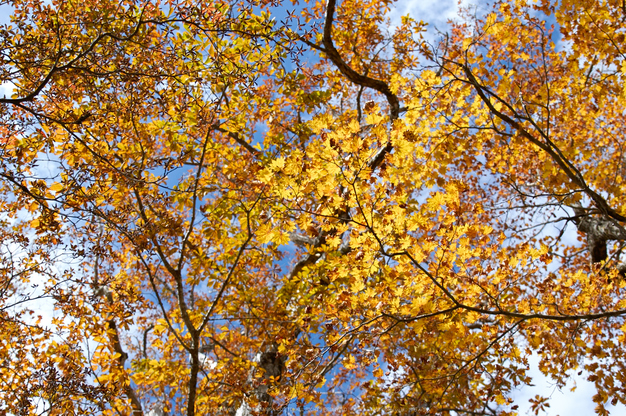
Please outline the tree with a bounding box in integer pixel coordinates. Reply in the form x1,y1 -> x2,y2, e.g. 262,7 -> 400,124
2,0 -> 626,414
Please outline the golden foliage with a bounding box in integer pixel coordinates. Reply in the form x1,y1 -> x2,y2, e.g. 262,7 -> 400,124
1,0 -> 626,414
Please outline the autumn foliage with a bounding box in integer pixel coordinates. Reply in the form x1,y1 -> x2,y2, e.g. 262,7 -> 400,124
2,0 -> 626,414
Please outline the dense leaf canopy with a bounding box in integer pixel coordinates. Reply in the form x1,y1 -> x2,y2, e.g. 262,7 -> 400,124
2,0 -> 626,414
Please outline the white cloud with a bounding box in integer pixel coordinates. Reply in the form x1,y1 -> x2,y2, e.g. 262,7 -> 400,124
511,352 -> 626,415
388,0 -> 475,36
0,81 -> 14,99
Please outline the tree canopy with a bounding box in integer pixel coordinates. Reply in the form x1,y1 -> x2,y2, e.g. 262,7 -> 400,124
2,0 -> 626,414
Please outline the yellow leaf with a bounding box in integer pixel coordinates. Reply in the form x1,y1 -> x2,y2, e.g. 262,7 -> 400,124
343,354 -> 357,370
49,182 -> 63,193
